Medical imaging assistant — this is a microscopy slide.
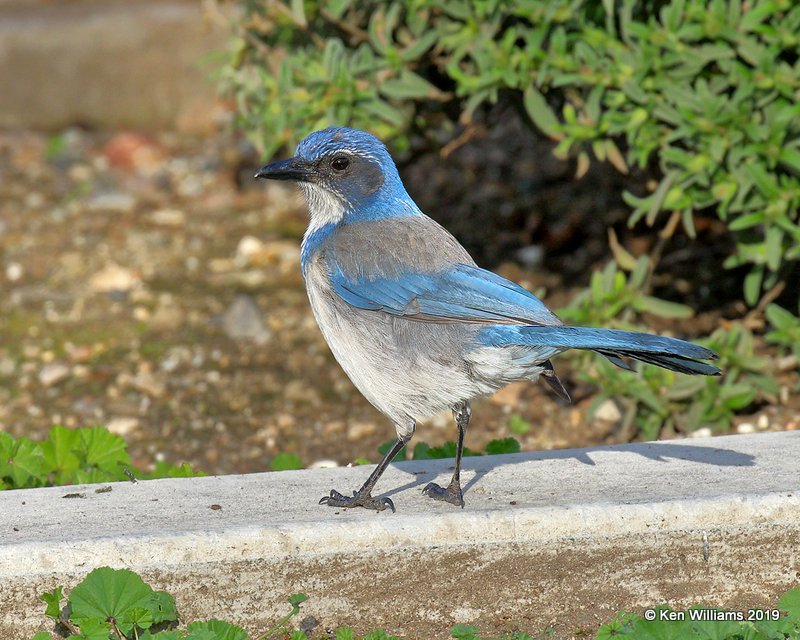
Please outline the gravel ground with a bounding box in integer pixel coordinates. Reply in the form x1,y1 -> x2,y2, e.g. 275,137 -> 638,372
0,127 -> 796,476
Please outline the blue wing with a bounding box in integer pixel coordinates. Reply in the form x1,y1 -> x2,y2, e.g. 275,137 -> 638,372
330,263 -> 562,326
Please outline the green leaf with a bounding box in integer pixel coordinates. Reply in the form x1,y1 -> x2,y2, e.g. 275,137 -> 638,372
29,633 -> 52,640
412,442 -> 435,460
335,629 -> 356,640
186,620 -> 249,640
719,383 -> 756,410
765,226 -> 783,271
451,624 -> 481,640
484,437 -> 521,455
271,452 -> 303,471
608,229 -> 638,271
69,567 -> 154,634
119,606 -> 154,631
766,304 -> 799,332
646,172 -> 678,226
523,85 -> 561,138
508,415 -> 532,436
0,434 -> 45,488
80,427 -> 130,474
40,586 -> 63,620
778,147 -> 800,174
635,296 -> 694,319
289,592 -> 309,614
143,461 -> 203,479
40,426 -> 81,479
778,587 -> 800,624
361,99 -> 406,128
141,631 -> 182,640
728,212 -> 764,231
743,162 -> 779,198
380,70 -> 439,100
289,0 -> 307,26
426,441 -> 480,458
743,268 -> 764,306
400,31 -> 439,62
77,618 -> 113,640
151,590 -> 178,624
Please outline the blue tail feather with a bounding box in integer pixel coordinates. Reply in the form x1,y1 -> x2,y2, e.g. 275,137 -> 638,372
481,325 -> 721,376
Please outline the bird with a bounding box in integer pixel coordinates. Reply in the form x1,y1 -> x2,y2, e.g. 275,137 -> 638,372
255,126 -> 720,513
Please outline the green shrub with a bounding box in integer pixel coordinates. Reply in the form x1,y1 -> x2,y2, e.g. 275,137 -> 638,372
0,426 -> 201,490
221,0 -> 800,305
765,302 -> 800,362
557,256 -> 777,438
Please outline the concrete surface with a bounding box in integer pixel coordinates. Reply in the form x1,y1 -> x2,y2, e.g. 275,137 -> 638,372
0,0 -> 228,131
2,431 -> 799,638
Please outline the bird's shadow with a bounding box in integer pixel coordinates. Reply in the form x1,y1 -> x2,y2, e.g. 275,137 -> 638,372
381,441 -> 757,500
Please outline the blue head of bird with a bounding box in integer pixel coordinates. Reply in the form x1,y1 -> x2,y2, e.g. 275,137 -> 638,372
255,127 -> 420,228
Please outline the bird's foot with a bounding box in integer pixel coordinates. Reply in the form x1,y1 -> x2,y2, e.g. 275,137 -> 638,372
422,481 -> 464,508
319,489 -> 395,513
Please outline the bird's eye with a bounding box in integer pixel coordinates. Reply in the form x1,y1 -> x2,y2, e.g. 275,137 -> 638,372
331,155 -> 350,172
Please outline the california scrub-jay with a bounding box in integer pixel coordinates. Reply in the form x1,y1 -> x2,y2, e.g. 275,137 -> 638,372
255,127 -> 720,512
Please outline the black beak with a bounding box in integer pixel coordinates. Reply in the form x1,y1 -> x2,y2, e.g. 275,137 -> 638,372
254,158 -> 313,182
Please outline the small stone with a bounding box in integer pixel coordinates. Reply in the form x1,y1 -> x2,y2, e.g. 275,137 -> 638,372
148,208 -> 186,227
104,132 -> 165,174
25,192 -> 45,209
39,362 -> 70,387
68,164 -> 92,182
160,346 -> 192,372
86,192 -> 136,214
66,344 -> 93,363
594,399 -> 622,424
309,459 -> 339,469
222,295 -> 270,345
757,414 -> 770,431
89,263 -> 141,293
205,448 -> 220,465
5,262 -> 23,282
0,358 -> 16,377
776,355 -> 798,372
150,296 -> 185,331
276,413 -> 295,429
132,370 -> 165,398
283,379 -> 319,404
689,427 -> 713,438
235,235 -> 264,264
347,421 -> 377,442
107,417 -> 139,436
323,420 -> 345,435
736,422 -> 756,434
209,258 -> 235,273
515,245 -> 544,268
72,365 -> 89,379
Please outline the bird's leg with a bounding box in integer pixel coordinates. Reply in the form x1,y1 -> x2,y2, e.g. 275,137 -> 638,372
423,400 -> 471,508
320,431 -> 411,513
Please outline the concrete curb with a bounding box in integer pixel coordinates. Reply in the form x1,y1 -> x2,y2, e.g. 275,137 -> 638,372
3,432 -> 799,638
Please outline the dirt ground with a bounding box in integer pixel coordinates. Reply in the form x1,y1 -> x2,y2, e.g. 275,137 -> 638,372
0,127 -> 797,476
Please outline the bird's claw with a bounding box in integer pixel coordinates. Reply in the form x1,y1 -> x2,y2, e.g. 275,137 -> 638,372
319,489 -> 395,513
422,481 -> 464,508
